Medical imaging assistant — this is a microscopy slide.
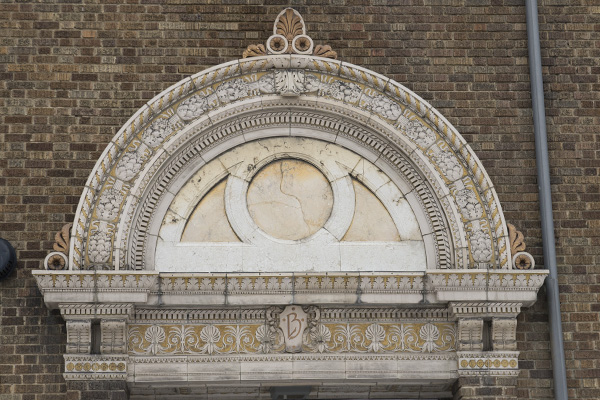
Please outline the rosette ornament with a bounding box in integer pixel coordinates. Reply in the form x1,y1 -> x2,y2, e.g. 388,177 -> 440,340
508,223 -> 535,270
43,223 -> 72,270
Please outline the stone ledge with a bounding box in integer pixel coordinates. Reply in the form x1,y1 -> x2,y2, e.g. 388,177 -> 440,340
127,353 -> 457,384
33,269 -> 548,308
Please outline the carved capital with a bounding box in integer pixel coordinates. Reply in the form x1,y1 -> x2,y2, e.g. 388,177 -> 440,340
457,318 -> 483,351
244,8 -> 337,59
492,318 -> 518,351
66,320 -> 91,354
101,319 -> 127,354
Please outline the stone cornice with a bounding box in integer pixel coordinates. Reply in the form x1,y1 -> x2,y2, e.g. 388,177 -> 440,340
59,303 -> 134,320
448,302 -> 522,318
33,269 -> 547,309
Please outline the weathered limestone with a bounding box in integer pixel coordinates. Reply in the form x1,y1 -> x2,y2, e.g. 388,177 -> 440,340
247,160 -> 333,241
67,54 -> 521,271
34,8 -> 544,398
181,179 -> 240,242
154,138 -> 427,273
34,269 -> 545,394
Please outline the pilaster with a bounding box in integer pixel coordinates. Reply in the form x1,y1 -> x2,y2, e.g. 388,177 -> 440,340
60,304 -> 132,382
450,302 -> 520,398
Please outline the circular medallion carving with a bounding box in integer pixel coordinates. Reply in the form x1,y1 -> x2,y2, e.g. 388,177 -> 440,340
246,159 -> 333,241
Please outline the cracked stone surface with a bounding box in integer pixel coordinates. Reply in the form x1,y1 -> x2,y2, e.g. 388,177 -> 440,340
247,159 -> 333,241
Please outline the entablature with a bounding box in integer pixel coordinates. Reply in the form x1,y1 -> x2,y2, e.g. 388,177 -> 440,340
34,269 -> 547,309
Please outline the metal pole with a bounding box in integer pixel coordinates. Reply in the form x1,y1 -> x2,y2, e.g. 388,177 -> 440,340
524,1 -> 568,399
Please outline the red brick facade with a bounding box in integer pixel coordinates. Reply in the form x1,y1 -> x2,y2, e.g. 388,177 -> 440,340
1,1 -> 598,399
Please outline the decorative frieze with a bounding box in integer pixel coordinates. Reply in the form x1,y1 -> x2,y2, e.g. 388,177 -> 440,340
428,270 -> 547,306
33,270 -> 545,383
33,271 -> 157,308
127,321 -> 456,356
320,307 -> 450,321
33,270 -> 547,308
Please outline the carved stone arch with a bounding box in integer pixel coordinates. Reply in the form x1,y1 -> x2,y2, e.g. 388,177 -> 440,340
35,9 -> 546,395
69,55 -> 509,272
129,106 -> 451,272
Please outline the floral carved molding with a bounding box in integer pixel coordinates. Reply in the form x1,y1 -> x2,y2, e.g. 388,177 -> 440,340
43,223 -> 72,270
64,58 -> 517,272
128,321 -> 456,356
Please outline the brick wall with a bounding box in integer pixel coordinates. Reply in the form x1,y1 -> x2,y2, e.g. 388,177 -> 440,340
0,1 -> 598,399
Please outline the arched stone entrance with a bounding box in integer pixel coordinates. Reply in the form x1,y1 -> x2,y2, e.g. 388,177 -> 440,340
34,8 -> 546,399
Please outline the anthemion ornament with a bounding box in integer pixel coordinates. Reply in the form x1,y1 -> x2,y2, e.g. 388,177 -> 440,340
243,8 -> 337,59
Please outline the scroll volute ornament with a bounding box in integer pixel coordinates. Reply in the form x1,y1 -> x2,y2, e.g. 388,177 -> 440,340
44,223 -> 72,270
243,8 -> 337,59
313,44 -> 337,59
507,223 -> 535,270
53,223 -> 71,253
242,44 -> 266,58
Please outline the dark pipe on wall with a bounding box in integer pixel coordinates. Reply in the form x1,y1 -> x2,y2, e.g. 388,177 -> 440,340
525,1 -> 568,399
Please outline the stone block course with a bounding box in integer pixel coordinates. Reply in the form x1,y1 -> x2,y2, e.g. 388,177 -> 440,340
0,0 -> 598,398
